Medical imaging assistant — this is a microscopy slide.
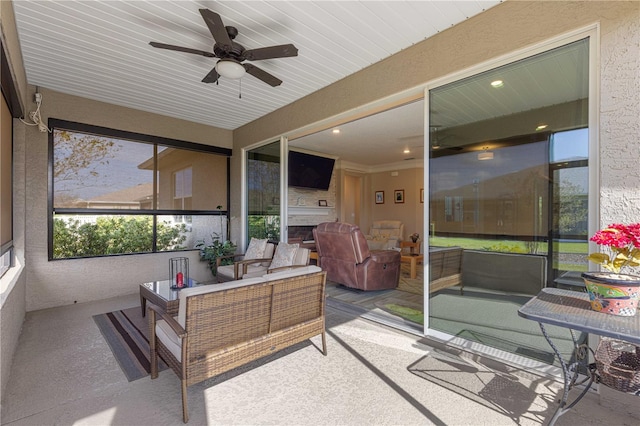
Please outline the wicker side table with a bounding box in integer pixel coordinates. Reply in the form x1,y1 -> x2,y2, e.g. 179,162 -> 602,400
140,279 -> 200,317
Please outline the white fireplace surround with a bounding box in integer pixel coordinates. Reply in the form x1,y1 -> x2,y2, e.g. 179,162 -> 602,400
288,206 -> 331,216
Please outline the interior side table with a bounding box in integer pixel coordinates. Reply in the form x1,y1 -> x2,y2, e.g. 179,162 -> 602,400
518,288 -> 640,425
400,241 -> 423,279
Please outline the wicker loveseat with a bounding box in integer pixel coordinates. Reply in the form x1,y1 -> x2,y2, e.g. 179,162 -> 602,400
148,266 -> 327,422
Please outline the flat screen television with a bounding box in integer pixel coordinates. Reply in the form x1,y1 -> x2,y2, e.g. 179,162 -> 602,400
288,151 -> 335,191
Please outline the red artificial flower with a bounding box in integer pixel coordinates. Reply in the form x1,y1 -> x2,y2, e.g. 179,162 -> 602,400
588,223 -> 640,273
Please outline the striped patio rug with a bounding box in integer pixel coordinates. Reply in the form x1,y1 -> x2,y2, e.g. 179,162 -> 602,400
93,307 -> 167,382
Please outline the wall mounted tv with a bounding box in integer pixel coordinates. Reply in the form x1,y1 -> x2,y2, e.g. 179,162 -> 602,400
288,151 -> 335,191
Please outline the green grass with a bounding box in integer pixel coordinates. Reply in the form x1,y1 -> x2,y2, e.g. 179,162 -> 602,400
384,304 -> 424,324
429,236 -> 588,255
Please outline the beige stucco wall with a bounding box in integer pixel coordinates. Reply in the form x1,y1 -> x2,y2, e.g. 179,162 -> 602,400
597,2 -> 640,226
232,1 -> 640,241
20,87 -> 232,311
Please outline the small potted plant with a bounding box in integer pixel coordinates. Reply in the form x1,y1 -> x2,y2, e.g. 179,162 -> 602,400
195,233 -> 237,277
583,223 -> 640,316
410,232 -> 420,243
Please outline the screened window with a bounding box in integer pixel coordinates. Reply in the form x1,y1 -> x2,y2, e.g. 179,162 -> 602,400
1,92 -> 13,276
49,119 -> 231,259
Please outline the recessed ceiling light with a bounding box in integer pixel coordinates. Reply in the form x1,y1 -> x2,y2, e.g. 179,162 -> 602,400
536,124 -> 548,131
490,80 -> 504,88
332,129 -> 340,134
403,148 -> 410,154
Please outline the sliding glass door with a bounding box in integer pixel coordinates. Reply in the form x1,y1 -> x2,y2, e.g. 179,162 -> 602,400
427,37 -> 591,364
246,141 -> 282,243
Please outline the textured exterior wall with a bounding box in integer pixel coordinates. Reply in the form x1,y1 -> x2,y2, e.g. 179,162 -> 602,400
598,6 -> 640,226
21,87 -> 232,311
0,0 -> 28,403
0,265 -> 25,403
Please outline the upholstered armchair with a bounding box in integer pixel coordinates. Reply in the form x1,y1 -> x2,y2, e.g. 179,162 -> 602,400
365,220 -> 404,250
313,222 -> 400,291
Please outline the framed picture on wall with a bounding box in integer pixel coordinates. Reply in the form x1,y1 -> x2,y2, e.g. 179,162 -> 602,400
375,191 -> 384,204
394,189 -> 404,204
420,188 -> 424,203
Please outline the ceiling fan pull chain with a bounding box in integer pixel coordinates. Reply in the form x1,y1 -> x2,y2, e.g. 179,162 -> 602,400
239,79 -> 242,99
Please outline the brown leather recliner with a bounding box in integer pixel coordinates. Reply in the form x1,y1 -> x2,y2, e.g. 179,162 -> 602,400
313,222 -> 400,291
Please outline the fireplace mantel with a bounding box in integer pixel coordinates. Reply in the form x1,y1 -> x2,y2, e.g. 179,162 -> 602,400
288,206 -> 331,216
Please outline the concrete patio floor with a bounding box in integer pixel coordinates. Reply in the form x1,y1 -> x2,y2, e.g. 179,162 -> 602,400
1,293 -> 637,425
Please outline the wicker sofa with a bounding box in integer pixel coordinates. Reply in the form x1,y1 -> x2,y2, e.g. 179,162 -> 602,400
148,265 -> 327,423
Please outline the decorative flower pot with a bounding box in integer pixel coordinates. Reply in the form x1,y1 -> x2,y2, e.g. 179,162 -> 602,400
582,272 -> 640,316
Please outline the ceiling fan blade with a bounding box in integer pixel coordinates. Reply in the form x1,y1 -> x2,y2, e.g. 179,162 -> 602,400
201,67 -> 220,84
199,9 -> 232,51
243,64 -> 283,87
149,42 -> 215,57
243,44 -> 298,61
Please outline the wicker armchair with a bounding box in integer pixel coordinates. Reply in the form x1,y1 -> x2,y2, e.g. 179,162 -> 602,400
216,242 -> 276,282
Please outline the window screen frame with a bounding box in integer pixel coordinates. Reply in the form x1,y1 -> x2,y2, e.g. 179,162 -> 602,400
48,118 -> 232,260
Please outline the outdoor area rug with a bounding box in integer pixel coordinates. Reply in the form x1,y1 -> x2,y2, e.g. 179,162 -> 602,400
93,307 -> 167,382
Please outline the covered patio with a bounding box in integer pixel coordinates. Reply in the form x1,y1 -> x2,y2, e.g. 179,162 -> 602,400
1,293 -> 633,425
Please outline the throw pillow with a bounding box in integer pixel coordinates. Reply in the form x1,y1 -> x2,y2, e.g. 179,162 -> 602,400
244,238 -> 268,260
268,242 -> 299,270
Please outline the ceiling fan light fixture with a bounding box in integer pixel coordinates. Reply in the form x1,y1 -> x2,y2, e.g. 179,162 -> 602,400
215,59 -> 246,79
478,148 -> 494,161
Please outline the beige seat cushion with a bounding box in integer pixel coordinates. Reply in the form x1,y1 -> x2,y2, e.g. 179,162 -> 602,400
156,319 -> 183,361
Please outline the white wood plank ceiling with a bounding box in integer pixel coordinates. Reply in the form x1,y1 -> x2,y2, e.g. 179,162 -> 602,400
12,0 -> 501,131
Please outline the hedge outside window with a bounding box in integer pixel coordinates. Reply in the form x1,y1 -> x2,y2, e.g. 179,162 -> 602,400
49,119 -> 231,260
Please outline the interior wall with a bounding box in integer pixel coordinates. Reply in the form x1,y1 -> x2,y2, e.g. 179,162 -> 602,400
230,1 -> 640,248
367,167 -> 424,243
20,87 -> 233,311
342,174 -> 362,227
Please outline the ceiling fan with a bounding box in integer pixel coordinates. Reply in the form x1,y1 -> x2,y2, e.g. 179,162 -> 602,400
149,8 -> 298,87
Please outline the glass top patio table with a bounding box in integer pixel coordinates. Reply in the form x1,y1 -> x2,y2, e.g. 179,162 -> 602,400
518,287 -> 640,425
518,287 -> 640,344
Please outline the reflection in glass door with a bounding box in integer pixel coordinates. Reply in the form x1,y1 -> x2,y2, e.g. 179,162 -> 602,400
549,129 -> 589,290
246,141 -> 281,242
427,38 -> 590,365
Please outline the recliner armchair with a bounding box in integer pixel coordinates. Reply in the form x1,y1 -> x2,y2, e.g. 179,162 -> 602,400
365,220 -> 404,250
313,222 -> 400,291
